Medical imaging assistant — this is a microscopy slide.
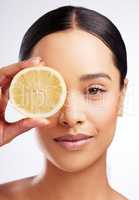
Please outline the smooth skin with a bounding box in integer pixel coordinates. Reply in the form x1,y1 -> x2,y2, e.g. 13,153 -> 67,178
0,29 -> 128,200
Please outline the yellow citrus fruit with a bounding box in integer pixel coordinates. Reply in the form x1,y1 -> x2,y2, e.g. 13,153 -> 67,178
9,66 -> 67,118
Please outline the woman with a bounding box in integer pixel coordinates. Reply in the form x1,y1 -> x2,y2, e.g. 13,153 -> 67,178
0,5 -> 128,200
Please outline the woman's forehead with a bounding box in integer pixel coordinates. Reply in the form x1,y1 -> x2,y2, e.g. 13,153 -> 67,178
32,29 -> 113,62
31,29 -> 119,81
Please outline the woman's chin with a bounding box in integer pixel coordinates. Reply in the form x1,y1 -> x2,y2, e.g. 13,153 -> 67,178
46,152 -> 102,173
48,159 -> 90,173
39,137 -> 107,173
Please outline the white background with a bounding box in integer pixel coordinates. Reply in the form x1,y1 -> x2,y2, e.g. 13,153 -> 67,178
0,1 -> 139,199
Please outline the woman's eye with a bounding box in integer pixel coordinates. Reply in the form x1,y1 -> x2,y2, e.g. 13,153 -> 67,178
85,86 -> 106,100
88,87 -> 105,95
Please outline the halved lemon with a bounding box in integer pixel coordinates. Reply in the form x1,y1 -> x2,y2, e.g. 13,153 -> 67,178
9,66 -> 67,118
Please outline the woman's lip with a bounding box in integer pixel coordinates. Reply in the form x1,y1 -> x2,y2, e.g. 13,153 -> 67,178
54,133 -> 94,142
54,137 -> 94,151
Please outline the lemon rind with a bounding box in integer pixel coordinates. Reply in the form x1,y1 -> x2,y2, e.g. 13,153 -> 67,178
9,66 -> 67,118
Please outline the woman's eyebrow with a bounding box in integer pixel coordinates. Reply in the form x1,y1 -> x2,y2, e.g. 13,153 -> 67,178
79,73 -> 112,82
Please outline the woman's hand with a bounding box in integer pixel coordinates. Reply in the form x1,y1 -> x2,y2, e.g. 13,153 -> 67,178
0,57 -> 50,147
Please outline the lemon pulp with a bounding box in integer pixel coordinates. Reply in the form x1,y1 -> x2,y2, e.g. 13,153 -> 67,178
9,66 -> 67,118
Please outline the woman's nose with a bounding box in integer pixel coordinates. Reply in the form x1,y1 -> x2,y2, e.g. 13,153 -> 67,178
58,90 -> 86,128
59,111 -> 85,127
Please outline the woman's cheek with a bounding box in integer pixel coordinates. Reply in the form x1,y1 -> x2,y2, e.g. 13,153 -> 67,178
86,94 -> 119,145
86,92 -> 119,118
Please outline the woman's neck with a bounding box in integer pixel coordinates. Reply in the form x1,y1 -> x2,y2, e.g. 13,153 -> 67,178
30,152 -> 112,200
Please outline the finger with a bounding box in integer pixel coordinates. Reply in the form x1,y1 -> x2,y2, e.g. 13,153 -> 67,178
1,118 -> 50,146
0,59 -> 46,122
0,56 -> 42,87
0,86 -> 2,99
0,89 -> 9,120
0,60 -> 46,97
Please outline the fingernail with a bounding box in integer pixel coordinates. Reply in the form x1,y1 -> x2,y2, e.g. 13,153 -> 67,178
38,61 -> 46,66
29,57 -> 42,64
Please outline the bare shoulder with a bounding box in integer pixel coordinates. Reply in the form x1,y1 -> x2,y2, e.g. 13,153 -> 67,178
0,176 -> 36,200
111,188 -> 128,200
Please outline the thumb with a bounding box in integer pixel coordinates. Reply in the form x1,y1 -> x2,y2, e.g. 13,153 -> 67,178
3,117 -> 50,144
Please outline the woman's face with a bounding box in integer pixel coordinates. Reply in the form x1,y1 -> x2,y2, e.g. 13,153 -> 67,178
31,29 -> 127,172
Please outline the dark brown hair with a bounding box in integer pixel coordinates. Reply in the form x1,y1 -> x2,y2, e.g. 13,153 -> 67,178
19,5 -> 127,88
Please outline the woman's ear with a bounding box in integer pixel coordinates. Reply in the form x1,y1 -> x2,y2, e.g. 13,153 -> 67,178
118,78 -> 128,116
